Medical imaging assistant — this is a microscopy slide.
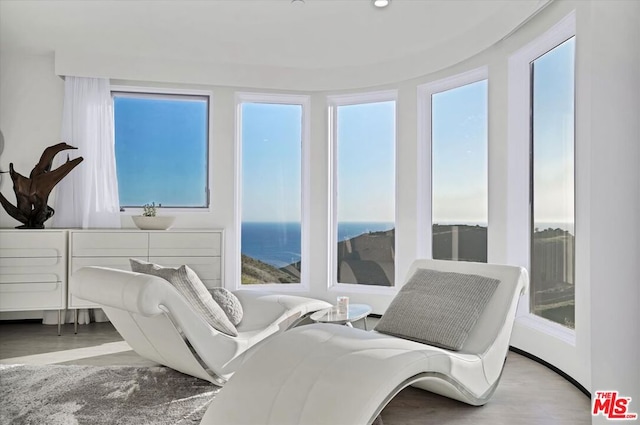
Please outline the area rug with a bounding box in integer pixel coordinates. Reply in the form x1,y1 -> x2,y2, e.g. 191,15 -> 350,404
0,363 -> 219,425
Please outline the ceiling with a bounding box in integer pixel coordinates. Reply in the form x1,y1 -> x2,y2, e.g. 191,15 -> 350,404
0,0 -> 552,88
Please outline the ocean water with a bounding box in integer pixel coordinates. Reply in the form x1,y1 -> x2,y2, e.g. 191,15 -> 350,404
241,222 -> 393,267
241,221 -> 573,268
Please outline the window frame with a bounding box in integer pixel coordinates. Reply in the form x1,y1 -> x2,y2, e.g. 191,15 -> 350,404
327,90 -> 398,295
416,66 -> 489,261
234,92 -> 311,292
111,85 -> 212,213
507,11 -> 576,343
529,37 -> 576,328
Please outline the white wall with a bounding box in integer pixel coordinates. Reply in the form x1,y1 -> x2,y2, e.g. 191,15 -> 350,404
2,0 -> 639,403
0,52 -> 64,228
585,1 -> 640,421
0,53 -> 64,319
50,1 -> 549,92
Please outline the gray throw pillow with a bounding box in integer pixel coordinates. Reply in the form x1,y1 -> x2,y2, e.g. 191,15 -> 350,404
209,288 -> 243,326
130,259 -> 238,337
375,268 -> 499,351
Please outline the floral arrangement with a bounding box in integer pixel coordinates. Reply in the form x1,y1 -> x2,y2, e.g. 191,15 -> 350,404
142,202 -> 160,217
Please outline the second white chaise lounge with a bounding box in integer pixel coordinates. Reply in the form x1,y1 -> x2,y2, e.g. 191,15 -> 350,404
200,259 -> 528,424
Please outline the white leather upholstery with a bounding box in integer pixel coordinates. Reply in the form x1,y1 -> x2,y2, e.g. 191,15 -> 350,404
201,259 -> 528,424
71,266 -> 332,384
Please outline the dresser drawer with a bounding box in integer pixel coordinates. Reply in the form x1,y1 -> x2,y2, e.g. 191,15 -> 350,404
0,273 -> 61,285
149,232 -> 221,257
0,282 -> 64,310
72,232 -> 148,257
70,256 -> 142,274
0,255 -> 61,268
0,256 -> 65,290
0,231 -> 66,257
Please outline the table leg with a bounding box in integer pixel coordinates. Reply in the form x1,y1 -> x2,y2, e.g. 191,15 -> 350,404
346,322 -> 353,328
58,310 -> 62,336
364,316 -> 368,331
74,309 -> 78,334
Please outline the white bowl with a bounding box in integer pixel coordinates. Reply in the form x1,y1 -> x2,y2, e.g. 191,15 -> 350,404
132,215 -> 176,230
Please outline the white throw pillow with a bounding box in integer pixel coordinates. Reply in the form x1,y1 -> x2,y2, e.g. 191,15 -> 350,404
209,288 -> 243,326
130,259 -> 238,337
375,268 -> 499,351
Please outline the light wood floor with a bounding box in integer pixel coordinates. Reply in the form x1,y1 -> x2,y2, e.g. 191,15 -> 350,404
0,321 -> 591,424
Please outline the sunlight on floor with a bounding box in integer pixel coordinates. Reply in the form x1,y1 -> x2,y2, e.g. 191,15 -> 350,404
0,340 -> 132,365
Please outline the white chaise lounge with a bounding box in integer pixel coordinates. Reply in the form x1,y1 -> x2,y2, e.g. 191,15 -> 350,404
71,266 -> 332,385
201,259 -> 528,424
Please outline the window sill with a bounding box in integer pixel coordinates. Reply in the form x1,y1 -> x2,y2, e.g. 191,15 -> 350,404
120,207 -> 211,216
237,282 -> 310,293
515,313 -> 576,346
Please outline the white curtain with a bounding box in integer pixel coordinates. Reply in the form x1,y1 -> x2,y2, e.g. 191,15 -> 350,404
52,76 -> 120,229
46,77 -> 119,326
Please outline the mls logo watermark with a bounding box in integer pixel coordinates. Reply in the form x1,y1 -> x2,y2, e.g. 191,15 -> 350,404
592,391 -> 638,420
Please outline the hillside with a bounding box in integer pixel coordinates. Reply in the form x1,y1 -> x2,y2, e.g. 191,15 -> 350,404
241,254 -> 300,284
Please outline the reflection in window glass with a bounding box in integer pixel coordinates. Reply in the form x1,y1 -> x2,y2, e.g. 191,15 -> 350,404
531,37 -> 575,328
431,80 -> 488,262
113,92 -> 209,207
240,103 -> 302,284
335,101 -> 396,286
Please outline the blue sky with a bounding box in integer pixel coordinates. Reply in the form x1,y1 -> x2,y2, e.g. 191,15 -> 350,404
242,103 -> 302,222
337,101 -> 395,223
114,37 -> 573,225
114,95 -> 208,207
241,100 -> 397,224
532,37 -> 575,227
432,80 -> 488,225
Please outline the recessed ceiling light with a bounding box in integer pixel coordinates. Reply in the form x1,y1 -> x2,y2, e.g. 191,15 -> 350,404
373,0 -> 390,8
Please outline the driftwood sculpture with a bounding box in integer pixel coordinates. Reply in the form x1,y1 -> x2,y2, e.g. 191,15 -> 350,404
0,142 -> 83,228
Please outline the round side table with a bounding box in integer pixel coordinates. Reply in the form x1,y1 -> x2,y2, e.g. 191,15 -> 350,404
310,304 -> 372,330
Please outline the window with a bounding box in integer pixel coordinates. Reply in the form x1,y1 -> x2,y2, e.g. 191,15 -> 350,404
432,80 -> 488,262
112,90 -> 209,208
530,37 -> 576,328
330,92 -> 396,287
506,11 -> 578,377
237,94 -> 309,286
418,68 -> 488,263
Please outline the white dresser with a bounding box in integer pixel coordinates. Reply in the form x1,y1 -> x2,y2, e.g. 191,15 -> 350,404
68,229 -> 224,310
0,230 -> 67,333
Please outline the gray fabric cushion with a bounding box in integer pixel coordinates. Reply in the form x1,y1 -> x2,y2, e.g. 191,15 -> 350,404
130,259 -> 238,337
209,288 -> 243,326
375,268 -> 499,351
